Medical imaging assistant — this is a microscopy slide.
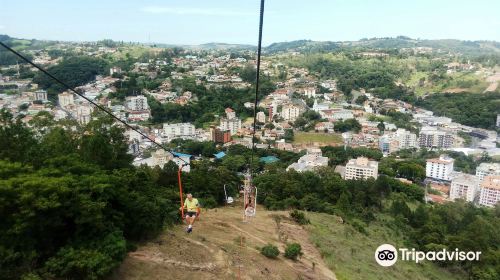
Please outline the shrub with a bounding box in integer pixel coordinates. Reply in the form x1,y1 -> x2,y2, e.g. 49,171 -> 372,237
260,244 -> 280,259
290,210 -> 310,225
284,243 -> 302,260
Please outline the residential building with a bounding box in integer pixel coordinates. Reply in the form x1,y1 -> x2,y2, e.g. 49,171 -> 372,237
163,123 -> 196,139
210,126 -> 231,144
256,111 -> 266,123
394,128 -> 418,149
476,163 -> 500,182
58,92 -> 74,108
152,149 -> 173,167
418,127 -> 454,148
76,105 -> 92,124
31,90 -> 48,101
379,135 -> 399,154
304,87 -> 316,98
220,117 -> 241,135
478,175 -> 500,207
344,157 -> 379,180
110,66 -> 122,76
281,104 -> 302,121
426,155 -> 454,181
286,153 -> 329,172
225,107 -> 236,119
449,172 -> 480,202
127,95 -> 149,111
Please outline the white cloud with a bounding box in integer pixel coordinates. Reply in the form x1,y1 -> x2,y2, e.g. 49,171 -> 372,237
0,25 -> 5,29
141,6 -> 255,16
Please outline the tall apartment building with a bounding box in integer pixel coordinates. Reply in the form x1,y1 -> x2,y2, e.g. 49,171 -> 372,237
344,157 -> 379,180
58,92 -> 74,108
32,90 -> 48,101
449,172 -> 480,202
256,111 -> 266,123
220,118 -> 241,135
476,163 -> 500,182
210,126 -> 231,144
379,135 -> 399,154
127,95 -> 149,111
394,128 -> 417,149
281,104 -> 302,121
76,105 -> 93,124
225,107 -> 236,119
379,129 -> 417,154
304,87 -> 316,98
478,175 -> 500,207
163,123 -> 195,139
418,127 -> 454,148
426,155 -> 454,181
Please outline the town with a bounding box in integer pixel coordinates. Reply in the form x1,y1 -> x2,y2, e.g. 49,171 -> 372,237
1,37 -> 499,209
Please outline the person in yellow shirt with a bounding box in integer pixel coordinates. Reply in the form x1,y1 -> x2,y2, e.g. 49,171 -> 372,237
180,193 -> 200,233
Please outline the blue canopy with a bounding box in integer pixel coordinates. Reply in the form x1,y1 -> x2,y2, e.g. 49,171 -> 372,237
172,152 -> 193,158
214,151 -> 226,159
260,156 -> 279,164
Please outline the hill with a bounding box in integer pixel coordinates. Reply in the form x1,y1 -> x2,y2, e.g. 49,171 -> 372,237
111,204 -> 336,280
110,202 -> 463,280
263,37 -> 500,56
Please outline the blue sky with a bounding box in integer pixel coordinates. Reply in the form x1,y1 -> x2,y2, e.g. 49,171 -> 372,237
0,0 -> 499,45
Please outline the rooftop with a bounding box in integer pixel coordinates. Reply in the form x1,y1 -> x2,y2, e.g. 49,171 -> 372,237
481,175 -> 500,190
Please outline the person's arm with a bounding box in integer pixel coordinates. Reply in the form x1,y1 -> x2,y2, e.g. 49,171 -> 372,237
179,199 -> 188,211
196,199 -> 201,216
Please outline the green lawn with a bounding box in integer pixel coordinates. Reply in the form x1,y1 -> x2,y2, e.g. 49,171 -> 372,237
306,212 -> 464,280
293,132 -> 343,145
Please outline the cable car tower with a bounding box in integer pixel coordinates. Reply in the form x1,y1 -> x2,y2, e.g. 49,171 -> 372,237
242,172 -> 257,222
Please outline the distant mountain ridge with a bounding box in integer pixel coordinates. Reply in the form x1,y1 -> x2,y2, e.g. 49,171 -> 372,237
2,34 -> 500,55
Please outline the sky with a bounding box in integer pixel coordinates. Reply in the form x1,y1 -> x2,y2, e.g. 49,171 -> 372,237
0,0 -> 499,45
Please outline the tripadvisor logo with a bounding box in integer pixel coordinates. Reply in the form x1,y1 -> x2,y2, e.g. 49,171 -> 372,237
375,244 -> 481,267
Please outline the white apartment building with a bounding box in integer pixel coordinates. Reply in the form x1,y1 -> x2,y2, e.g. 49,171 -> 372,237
58,92 -> 74,108
220,118 -> 241,135
152,149 -> 173,167
426,155 -> 454,181
478,175 -> 500,207
163,123 -> 196,139
127,95 -> 149,111
286,154 -> 329,172
394,128 -> 418,149
304,87 -> 316,98
418,126 -> 454,148
76,105 -> 93,124
256,111 -> 266,123
32,90 -> 48,101
225,107 -> 236,119
476,163 -> 500,182
379,129 -> 417,154
449,172 -> 480,202
344,157 -> 379,180
281,104 -> 302,121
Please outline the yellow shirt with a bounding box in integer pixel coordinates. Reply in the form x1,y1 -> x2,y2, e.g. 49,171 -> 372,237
184,198 -> 199,212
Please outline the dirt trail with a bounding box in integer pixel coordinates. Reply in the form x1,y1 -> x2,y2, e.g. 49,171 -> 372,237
110,204 -> 336,280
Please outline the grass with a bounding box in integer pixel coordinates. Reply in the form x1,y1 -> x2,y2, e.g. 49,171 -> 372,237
112,46 -> 155,60
306,212 -> 464,280
293,132 -> 343,145
407,71 -> 489,95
